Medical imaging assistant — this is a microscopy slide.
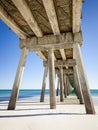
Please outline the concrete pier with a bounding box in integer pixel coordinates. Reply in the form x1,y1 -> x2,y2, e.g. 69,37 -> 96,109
0,0 -> 95,114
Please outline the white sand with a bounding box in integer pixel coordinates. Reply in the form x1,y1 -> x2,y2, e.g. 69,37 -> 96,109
0,96 -> 98,130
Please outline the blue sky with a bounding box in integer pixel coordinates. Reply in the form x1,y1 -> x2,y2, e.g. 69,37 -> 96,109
0,0 -> 98,89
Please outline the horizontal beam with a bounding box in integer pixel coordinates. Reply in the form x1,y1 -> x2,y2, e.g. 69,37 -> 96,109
0,5 -> 28,39
42,0 -> 60,35
63,69 -> 73,75
12,0 -> 43,37
56,68 -> 73,75
44,59 -> 76,67
20,42 -> 73,51
19,33 -> 74,50
55,59 -> 76,67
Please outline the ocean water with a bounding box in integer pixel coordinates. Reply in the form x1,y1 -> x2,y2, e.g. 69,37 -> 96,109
0,89 -> 49,101
0,89 -> 98,102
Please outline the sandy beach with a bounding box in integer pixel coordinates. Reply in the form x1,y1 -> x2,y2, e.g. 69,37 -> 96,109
0,96 -> 98,130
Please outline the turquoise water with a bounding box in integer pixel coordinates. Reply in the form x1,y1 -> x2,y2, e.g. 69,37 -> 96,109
0,89 -> 98,101
0,89 -> 49,101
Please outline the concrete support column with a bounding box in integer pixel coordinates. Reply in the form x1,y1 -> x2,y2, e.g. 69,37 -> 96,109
73,66 -> 84,104
63,74 -> 67,98
56,78 -> 59,96
66,77 -> 72,96
48,49 -> 56,109
59,67 -> 64,102
8,47 -> 28,110
73,43 -> 95,114
40,66 -> 48,102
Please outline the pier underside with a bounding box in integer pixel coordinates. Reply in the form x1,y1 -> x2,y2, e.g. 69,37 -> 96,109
0,0 -> 95,114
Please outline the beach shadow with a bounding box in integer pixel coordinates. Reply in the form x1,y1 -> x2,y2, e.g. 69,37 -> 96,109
18,100 -> 49,103
16,103 -> 50,106
0,102 -> 8,105
0,108 -> 49,111
0,103 -> 9,108
0,102 -> 8,104
0,112 -> 86,118
15,108 -> 50,111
